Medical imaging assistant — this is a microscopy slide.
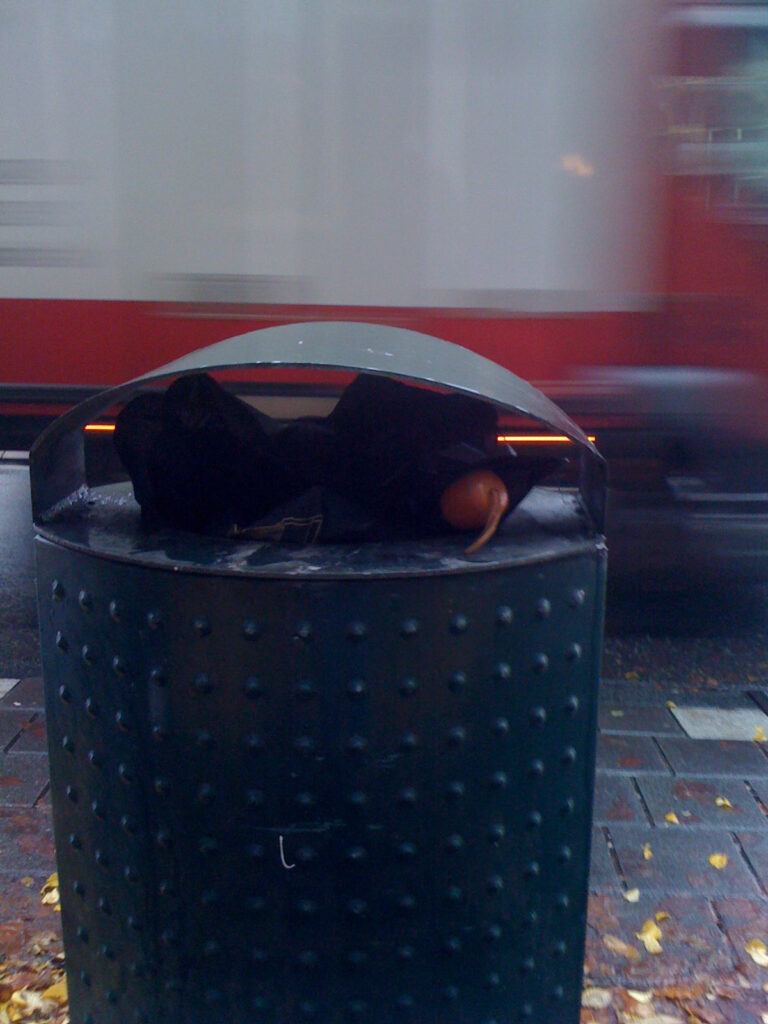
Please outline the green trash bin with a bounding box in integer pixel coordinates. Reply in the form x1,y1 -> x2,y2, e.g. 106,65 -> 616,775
31,322 -> 606,1024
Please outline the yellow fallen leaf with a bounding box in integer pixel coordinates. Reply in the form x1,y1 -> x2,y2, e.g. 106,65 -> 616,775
19,877 -> 33,887
582,987 -> 613,1008
624,888 -> 640,903
41,872 -> 58,892
628,989 -> 654,1003
745,939 -> 768,966
658,983 -> 706,1000
754,726 -> 767,743
760,1014 -> 768,1024
40,876 -> 60,917
643,843 -> 653,860
636,919 -> 663,954
708,853 -> 728,870
619,1016 -> 684,1024
655,911 -> 670,923
666,700 -> 677,709
42,978 -> 67,1003
625,671 -> 640,680
603,934 -> 641,959
7,989 -> 57,1019
715,797 -> 732,808
664,812 -> 679,824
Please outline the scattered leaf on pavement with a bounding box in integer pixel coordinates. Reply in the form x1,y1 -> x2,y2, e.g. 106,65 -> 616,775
603,934 -> 641,959
42,978 -> 67,1003
745,939 -> 768,966
658,984 -> 707,1000
664,812 -> 679,824
708,853 -> 728,870
40,874 -> 59,909
582,987 -> 613,1008
628,990 -> 654,1002
624,888 -> 640,903
643,843 -> 653,860
636,919 -> 663,954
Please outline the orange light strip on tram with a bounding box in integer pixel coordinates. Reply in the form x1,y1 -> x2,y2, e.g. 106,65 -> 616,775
497,434 -> 596,444
84,423 -> 597,445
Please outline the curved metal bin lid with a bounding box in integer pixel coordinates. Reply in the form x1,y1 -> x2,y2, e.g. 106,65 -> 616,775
30,321 -> 606,532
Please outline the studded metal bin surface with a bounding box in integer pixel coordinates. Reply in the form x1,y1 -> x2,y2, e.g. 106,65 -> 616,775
35,487 -> 605,1024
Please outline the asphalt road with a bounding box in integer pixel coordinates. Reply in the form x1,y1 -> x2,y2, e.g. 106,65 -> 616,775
2,462 -> 768,686
0,464 -> 38,679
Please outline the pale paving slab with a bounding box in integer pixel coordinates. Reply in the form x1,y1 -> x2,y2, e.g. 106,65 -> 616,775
0,679 -> 19,699
671,705 -> 768,740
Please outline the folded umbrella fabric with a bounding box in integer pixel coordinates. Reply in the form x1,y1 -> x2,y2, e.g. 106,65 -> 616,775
114,371 -> 561,542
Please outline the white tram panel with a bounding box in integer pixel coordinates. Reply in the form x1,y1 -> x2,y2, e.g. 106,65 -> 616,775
0,0 -> 661,310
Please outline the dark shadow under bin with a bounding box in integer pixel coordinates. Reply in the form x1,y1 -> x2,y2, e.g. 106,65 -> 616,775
31,323 -> 607,1024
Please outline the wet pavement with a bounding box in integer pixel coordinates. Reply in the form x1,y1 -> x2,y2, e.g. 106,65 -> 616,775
2,461 -> 768,1020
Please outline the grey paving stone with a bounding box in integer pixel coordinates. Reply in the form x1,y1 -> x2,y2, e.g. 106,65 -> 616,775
0,751 -> 51,807
596,734 -> 670,775
588,827 -> 620,891
592,774 -> 647,825
666,689 -> 761,710
607,826 -> 761,896
748,689 -> 768,716
598,681 -> 673,709
0,808 -> 55,874
585,893 -> 733,987
745,777 -> 768,811
0,709 -> 34,751
0,675 -> 44,710
637,776 -> 767,830
714,898 -> 768,986
598,705 -> 683,735
734,831 -> 768,895
657,737 -> 768,777
8,714 -> 48,753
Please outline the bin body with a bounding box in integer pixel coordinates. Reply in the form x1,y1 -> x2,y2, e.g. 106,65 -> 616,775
36,485 -> 605,1024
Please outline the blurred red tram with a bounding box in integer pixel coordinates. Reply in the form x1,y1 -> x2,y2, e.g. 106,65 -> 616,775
2,1 -> 768,582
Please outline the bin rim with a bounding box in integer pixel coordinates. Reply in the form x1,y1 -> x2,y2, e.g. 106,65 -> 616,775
30,320 -> 606,531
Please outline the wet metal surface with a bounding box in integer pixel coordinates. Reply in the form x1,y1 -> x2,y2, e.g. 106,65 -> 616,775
36,482 -> 596,578
3,468 -> 768,1018
33,460 -> 605,1022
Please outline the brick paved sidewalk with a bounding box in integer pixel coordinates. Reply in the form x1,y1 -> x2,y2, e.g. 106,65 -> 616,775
587,678 -> 768,1022
2,674 -> 768,1021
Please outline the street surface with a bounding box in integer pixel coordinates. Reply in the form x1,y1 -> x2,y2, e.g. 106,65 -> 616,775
2,461 -> 768,1021
0,463 -> 38,681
